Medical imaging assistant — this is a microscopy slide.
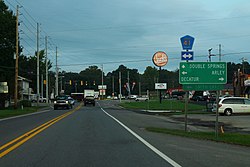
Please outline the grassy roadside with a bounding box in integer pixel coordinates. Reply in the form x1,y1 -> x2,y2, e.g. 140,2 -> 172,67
120,100 -> 206,112
0,107 -> 44,119
146,127 -> 250,147
120,100 -> 250,146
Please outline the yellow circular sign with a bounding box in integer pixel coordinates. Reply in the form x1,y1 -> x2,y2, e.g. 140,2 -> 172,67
152,51 -> 168,67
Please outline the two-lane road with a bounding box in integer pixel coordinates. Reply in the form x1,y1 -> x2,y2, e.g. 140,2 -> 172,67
0,103 -> 174,167
0,100 -> 250,167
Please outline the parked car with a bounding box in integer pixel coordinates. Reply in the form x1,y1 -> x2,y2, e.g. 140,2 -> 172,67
219,94 -> 233,100
190,95 -> 206,101
212,97 -> 250,116
54,95 -> 72,110
31,96 -> 46,103
171,91 -> 185,100
67,96 -> 75,105
128,95 -> 138,99
135,96 -> 149,101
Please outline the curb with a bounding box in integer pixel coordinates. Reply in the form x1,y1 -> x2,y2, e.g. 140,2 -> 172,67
0,106 -> 53,122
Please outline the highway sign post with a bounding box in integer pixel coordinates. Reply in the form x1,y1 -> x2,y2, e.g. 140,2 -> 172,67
179,62 -> 227,84
152,51 -> 168,104
180,35 -> 195,132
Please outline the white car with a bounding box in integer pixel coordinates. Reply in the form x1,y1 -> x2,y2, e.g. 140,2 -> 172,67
213,97 -> 250,116
135,96 -> 149,101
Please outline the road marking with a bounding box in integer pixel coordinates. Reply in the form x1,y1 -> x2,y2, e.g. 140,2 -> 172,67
100,107 -> 182,167
0,104 -> 82,158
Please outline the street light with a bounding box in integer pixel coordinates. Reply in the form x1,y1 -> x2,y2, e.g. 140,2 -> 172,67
240,57 -> 247,74
208,48 -> 216,62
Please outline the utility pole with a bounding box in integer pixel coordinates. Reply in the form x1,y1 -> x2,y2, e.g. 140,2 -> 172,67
36,23 -> 40,107
219,44 -> 222,62
127,71 -> 130,97
101,64 -> 104,100
55,47 -> 58,97
41,75 -> 43,98
14,5 -> 19,109
112,75 -> 114,97
45,36 -> 49,103
139,82 -> 141,96
119,71 -> 121,102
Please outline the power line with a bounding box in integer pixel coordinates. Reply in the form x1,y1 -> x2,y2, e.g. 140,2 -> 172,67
57,51 -> 249,68
50,15 -> 250,33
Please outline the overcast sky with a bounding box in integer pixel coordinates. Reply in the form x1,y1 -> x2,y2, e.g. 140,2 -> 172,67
5,0 -> 250,73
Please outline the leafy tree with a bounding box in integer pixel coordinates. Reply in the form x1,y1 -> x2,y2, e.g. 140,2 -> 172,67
141,66 -> 158,91
78,66 -> 102,91
18,50 -> 52,95
107,65 -> 140,96
0,1 -> 17,97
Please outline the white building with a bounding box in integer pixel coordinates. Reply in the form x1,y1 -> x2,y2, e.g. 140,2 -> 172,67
18,76 -> 33,100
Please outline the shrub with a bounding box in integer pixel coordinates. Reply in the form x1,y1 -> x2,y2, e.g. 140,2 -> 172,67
18,100 -> 32,107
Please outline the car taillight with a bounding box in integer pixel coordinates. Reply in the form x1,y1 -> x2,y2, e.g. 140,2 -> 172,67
218,104 -> 222,108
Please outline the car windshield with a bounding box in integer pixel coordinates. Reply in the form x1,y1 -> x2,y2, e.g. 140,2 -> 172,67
85,96 -> 94,99
56,96 -> 67,100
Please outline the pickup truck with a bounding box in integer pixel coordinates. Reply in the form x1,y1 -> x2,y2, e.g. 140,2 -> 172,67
135,96 -> 149,102
84,96 -> 95,106
54,95 -> 72,110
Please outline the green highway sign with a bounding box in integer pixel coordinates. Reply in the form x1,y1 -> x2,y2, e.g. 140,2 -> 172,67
183,84 -> 224,91
179,62 -> 227,84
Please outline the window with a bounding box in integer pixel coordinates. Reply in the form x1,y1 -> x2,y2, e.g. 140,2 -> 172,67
222,98 -> 244,104
244,99 -> 250,105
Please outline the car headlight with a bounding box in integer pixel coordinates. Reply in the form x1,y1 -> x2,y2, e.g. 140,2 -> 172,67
54,101 -> 57,104
66,101 -> 69,104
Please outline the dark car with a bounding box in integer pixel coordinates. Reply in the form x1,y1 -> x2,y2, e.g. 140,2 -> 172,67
66,96 -> 75,105
84,96 -> 95,106
190,95 -> 206,101
54,95 -> 72,110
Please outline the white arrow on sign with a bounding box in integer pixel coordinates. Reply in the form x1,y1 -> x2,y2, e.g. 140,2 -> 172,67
182,53 -> 193,59
182,71 -> 188,75
219,77 -> 224,81
182,65 -> 186,69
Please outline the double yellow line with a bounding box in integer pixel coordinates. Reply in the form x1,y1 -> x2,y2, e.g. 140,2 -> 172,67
0,103 -> 82,158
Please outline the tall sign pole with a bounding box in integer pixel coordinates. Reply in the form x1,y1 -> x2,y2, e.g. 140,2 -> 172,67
152,51 -> 168,103
14,5 -> 19,109
180,35 -> 195,132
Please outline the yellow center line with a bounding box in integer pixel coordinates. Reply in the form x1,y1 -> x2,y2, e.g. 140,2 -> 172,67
0,103 -> 83,158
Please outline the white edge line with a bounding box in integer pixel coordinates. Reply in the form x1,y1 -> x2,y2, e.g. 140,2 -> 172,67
100,107 -> 182,167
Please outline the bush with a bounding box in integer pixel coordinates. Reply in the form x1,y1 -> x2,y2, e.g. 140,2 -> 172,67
18,100 -> 32,107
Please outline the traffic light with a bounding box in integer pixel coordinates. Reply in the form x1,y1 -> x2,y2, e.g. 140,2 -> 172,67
81,81 -> 83,85
93,80 -> 95,85
86,81 -> 88,86
69,80 -> 72,85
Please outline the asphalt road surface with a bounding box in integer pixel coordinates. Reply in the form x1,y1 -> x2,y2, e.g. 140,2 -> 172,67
0,101 -> 250,167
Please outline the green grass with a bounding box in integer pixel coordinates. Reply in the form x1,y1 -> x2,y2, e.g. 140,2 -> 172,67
120,100 -> 206,111
0,107 -> 41,119
146,127 -> 250,146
